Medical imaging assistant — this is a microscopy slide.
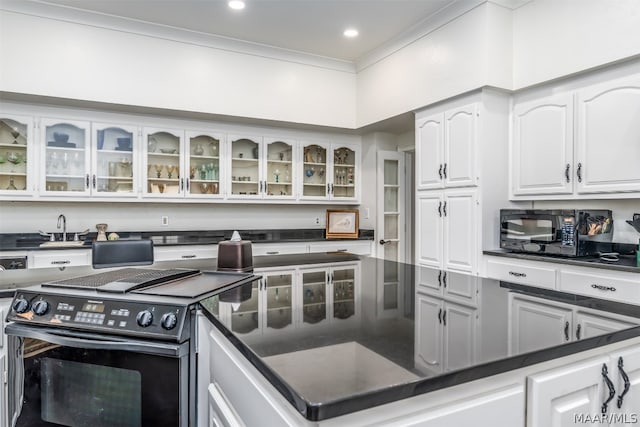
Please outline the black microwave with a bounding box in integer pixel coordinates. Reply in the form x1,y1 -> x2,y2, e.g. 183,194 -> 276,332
500,209 -> 613,257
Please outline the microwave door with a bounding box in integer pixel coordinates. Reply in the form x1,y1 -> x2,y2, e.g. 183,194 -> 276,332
502,216 -> 556,242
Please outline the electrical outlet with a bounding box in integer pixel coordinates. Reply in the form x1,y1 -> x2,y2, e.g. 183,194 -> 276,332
161,216 -> 169,226
314,217 -> 320,225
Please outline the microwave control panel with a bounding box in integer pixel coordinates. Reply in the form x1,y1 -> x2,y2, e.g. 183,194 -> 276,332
561,217 -> 575,246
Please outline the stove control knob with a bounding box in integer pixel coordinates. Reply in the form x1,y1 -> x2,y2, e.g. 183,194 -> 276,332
32,300 -> 49,316
13,298 -> 30,314
136,310 -> 153,327
161,312 -> 178,330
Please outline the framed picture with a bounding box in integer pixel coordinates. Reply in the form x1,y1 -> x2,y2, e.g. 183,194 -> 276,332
326,209 -> 359,239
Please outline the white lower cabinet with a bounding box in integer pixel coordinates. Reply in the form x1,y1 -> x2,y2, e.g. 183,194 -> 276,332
208,383 -> 244,427
153,244 -> 218,262
0,299 -> 10,427
509,294 -> 639,355
528,344 -> 640,427
27,249 -> 91,269
415,292 -> 476,374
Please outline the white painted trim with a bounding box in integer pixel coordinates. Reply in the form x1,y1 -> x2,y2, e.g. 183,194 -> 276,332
1,0 -> 356,74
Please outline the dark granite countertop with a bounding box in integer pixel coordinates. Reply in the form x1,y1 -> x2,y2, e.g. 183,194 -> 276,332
0,229 -> 374,251
198,256 -> 640,421
484,248 -> 640,273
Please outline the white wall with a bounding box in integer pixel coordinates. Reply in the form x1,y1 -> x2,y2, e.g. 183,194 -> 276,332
512,0 -> 640,89
356,3 -> 513,127
0,10 -> 356,128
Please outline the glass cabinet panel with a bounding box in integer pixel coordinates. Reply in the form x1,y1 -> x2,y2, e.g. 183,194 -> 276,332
332,146 -> 356,199
230,280 -> 260,335
302,144 -> 327,197
301,270 -> 327,325
146,130 -> 182,196
264,273 -> 294,331
43,120 -> 89,194
93,125 -> 135,195
332,268 -> 355,320
188,134 -> 220,196
230,137 -> 260,196
0,116 -> 30,193
265,140 -> 293,198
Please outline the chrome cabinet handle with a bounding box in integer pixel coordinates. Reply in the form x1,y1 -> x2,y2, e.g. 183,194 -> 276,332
577,162 -> 583,183
186,178 -> 190,192
438,270 -> 442,287
92,174 -> 97,189
442,310 -> 447,326
617,357 -> 630,409
602,364 -> 616,415
85,174 -> 90,189
437,308 -> 442,324
438,164 -> 443,179
443,163 -> 447,179
443,201 -> 447,216
443,271 -> 447,288
438,201 -> 442,217
51,260 -> 71,265
181,255 -> 196,259
565,164 -> 571,183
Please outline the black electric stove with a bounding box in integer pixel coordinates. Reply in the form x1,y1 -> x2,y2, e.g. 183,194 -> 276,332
6,267 -> 259,342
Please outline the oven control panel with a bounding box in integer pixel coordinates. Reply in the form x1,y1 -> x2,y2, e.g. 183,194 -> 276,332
7,291 -> 189,341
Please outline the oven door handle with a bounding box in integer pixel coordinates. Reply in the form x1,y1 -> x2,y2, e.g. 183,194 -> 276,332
5,323 -> 187,357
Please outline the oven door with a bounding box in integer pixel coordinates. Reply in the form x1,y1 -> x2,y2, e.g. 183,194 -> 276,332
6,323 -> 189,427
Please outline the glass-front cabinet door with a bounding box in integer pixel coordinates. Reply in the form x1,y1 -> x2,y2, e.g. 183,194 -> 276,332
331,265 -> 357,322
262,271 -> 295,333
299,268 -> 329,327
0,114 -> 33,195
143,127 -> 184,197
300,142 -> 329,200
264,138 -> 295,199
91,122 -> 138,197
40,118 -> 91,195
330,145 -> 358,201
186,131 -> 223,198
229,135 -> 261,199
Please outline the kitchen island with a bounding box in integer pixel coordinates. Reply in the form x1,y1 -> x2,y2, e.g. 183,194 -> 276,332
196,254 -> 640,426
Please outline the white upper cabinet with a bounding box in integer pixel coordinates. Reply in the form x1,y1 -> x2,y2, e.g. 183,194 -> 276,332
0,114 -> 34,196
91,122 -> 139,198
263,138 -> 296,200
143,127 -> 185,198
185,130 -> 224,199
575,76 -> 640,194
512,93 -> 574,196
40,118 -> 92,197
511,73 -> 640,199
299,141 -> 360,202
416,104 -> 478,191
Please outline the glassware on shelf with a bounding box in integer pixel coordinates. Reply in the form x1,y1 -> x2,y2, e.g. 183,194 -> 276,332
274,169 -> 280,183
6,151 -> 22,173
315,147 -> 323,163
6,177 -> 17,190
166,164 -> 176,179
154,164 -> 164,178
190,166 -> 196,179
200,165 -> 207,180
148,137 -> 157,153
209,142 -> 218,156
284,165 -> 290,183
10,128 -> 20,144
194,143 -> 204,155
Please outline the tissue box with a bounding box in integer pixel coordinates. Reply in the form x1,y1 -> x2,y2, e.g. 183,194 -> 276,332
217,240 -> 253,272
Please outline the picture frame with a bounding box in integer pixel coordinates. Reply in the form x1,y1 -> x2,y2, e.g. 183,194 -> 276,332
326,209 -> 359,239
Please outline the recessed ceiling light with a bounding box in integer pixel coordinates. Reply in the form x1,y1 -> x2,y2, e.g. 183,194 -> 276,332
343,28 -> 359,38
228,1 -> 245,10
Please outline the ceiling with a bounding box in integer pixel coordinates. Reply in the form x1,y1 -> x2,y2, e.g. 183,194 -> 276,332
37,0 -> 462,62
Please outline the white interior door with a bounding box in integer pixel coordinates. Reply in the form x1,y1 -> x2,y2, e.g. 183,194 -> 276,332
376,151 -> 405,318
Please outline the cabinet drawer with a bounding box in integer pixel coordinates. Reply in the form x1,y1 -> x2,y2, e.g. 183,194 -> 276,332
559,270 -> 640,304
28,249 -> 91,269
308,240 -> 371,255
153,245 -> 217,262
252,243 -> 308,256
486,258 -> 556,289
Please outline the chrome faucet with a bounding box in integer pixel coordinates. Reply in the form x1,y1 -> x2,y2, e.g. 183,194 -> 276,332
57,214 -> 67,241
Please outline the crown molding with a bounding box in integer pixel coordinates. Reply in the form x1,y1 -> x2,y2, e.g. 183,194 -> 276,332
1,0 -> 357,74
